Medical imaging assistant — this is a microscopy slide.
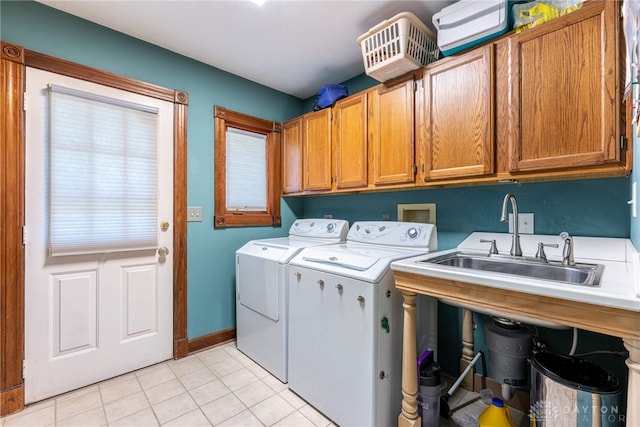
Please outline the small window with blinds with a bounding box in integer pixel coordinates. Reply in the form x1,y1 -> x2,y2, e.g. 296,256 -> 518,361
225,128 -> 267,211
213,106 -> 281,228
48,84 -> 159,256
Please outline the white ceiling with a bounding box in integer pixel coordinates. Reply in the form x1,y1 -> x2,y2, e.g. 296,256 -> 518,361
37,0 -> 454,99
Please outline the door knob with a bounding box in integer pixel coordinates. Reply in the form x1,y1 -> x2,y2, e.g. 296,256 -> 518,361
158,246 -> 170,257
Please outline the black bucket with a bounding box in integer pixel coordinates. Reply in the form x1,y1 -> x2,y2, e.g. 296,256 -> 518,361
530,352 -> 624,426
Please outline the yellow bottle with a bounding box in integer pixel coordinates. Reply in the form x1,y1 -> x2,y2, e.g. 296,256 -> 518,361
478,397 -> 515,427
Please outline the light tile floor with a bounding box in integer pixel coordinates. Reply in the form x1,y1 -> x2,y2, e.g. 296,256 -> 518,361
0,341 -> 528,427
0,342 -> 336,427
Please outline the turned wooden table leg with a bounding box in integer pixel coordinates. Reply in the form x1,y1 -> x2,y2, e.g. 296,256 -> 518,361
460,308 -> 475,390
398,291 -> 421,427
624,339 -> 640,426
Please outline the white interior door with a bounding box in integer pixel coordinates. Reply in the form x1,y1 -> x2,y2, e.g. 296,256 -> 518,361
24,67 -> 174,403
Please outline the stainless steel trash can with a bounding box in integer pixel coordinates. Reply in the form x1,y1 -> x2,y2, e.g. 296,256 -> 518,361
530,352 -> 623,426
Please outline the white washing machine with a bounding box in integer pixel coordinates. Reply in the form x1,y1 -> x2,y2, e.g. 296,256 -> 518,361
287,221 -> 438,427
235,218 -> 349,383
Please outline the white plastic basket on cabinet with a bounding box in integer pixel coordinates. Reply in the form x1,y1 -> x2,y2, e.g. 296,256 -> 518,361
357,12 -> 439,83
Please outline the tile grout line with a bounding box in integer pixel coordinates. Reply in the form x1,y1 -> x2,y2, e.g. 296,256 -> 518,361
98,381 -> 108,427
135,369 -> 161,427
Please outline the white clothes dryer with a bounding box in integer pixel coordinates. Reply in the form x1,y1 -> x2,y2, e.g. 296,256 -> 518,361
235,218 -> 348,382
287,221 -> 438,426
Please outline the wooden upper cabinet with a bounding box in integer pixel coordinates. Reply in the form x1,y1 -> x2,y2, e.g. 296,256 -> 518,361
333,93 -> 368,190
368,76 -> 416,185
422,44 -> 495,181
499,0 -> 621,172
303,108 -> 333,192
282,117 -> 303,194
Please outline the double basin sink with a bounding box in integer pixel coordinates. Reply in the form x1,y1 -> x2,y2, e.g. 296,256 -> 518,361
421,252 -> 604,287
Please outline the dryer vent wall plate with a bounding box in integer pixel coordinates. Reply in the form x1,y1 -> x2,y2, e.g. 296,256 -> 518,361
397,203 -> 436,225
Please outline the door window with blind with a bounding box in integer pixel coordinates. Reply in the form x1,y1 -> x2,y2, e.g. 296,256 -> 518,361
48,84 -> 159,255
213,106 -> 281,228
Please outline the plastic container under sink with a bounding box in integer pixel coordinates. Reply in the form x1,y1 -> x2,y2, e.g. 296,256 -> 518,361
478,397 -> 516,427
418,357 -> 445,427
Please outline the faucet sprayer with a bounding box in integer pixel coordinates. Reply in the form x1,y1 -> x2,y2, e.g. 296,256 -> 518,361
560,231 -> 575,266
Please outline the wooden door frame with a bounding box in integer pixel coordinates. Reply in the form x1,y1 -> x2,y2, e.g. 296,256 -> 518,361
0,41 -> 188,416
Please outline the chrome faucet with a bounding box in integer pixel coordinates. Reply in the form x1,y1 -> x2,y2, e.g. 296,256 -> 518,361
500,193 -> 522,256
560,231 -> 575,266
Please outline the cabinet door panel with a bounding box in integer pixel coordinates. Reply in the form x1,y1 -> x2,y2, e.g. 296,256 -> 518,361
369,79 -> 415,185
333,94 -> 368,189
507,1 -> 619,171
282,118 -> 302,194
303,109 -> 332,191
424,45 -> 494,180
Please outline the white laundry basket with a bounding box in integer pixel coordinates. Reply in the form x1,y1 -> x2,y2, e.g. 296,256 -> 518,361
357,12 -> 439,82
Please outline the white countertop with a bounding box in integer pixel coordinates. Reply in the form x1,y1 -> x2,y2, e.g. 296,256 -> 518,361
391,232 -> 640,312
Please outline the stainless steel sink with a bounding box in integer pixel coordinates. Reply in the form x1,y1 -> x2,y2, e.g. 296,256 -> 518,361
421,252 -> 604,287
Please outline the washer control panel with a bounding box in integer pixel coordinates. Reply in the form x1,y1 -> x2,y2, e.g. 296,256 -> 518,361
347,221 -> 437,249
289,218 -> 349,240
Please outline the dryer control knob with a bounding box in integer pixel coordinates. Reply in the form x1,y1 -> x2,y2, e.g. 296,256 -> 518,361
408,227 -> 419,239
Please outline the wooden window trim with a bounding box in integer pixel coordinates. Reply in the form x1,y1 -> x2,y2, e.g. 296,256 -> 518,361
214,106 -> 281,228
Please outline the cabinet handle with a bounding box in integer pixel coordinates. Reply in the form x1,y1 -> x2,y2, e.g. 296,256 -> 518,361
317,279 -> 324,289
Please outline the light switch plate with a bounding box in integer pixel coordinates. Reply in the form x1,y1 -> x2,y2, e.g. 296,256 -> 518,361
188,207 -> 203,222
508,213 -> 534,234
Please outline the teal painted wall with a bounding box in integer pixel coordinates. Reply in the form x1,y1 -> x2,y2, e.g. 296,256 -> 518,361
300,178 -> 630,237
1,0 -> 305,339
630,85 -> 640,247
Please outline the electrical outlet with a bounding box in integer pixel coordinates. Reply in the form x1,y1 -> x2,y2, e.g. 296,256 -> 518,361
187,207 -> 203,222
508,213 -> 534,234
